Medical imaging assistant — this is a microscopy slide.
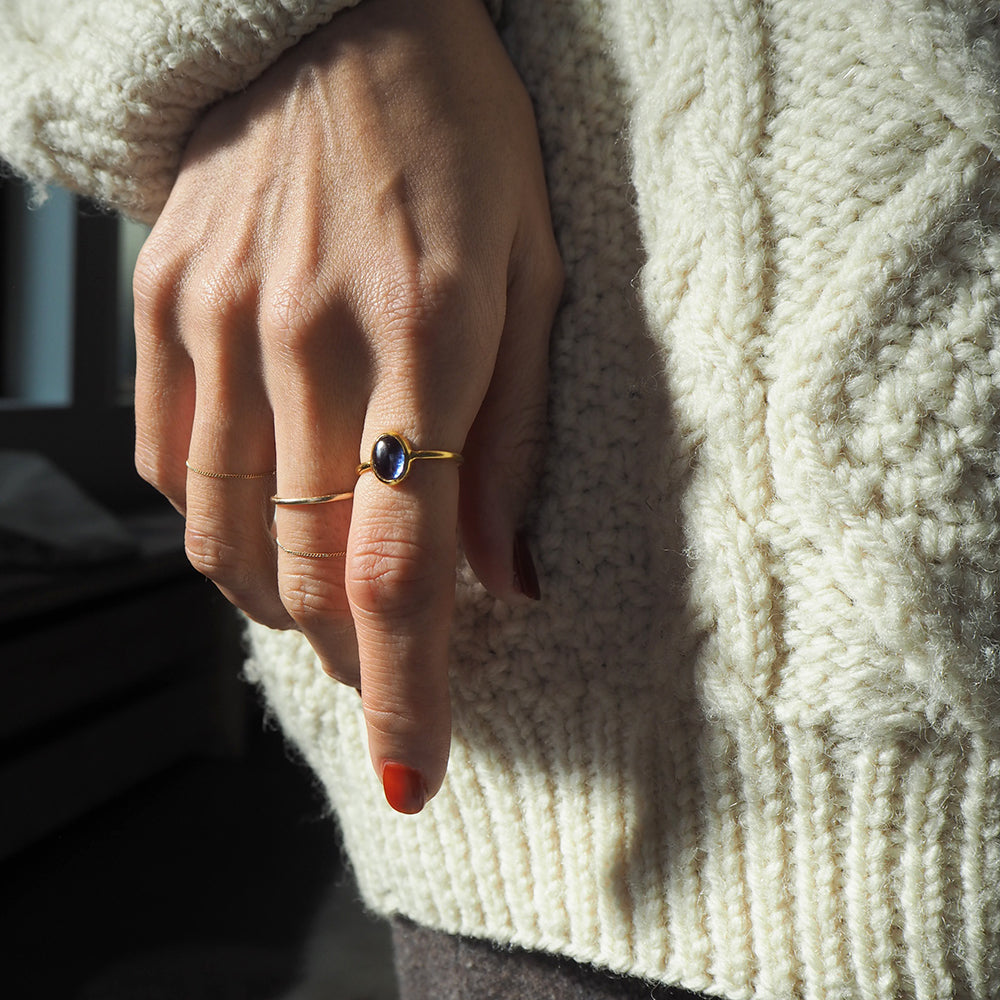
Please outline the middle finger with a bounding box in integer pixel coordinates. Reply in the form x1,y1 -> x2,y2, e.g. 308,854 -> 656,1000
265,307 -> 369,685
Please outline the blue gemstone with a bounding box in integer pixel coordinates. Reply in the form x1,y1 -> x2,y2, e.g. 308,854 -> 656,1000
372,434 -> 408,483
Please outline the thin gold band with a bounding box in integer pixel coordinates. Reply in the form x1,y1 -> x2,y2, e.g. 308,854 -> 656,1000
275,538 -> 346,559
271,490 -> 355,506
356,449 -> 463,474
186,460 -> 275,481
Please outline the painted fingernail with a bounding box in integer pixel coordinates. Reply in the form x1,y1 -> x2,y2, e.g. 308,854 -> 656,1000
381,761 -> 427,815
513,531 -> 541,601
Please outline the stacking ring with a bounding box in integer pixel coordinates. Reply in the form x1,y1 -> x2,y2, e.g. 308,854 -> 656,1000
271,489 -> 354,506
186,460 -> 275,481
270,432 -> 461,502
357,433 -> 463,485
275,538 -> 346,559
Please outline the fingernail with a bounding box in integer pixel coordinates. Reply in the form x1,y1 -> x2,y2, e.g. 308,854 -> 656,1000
513,531 -> 541,601
381,761 -> 427,815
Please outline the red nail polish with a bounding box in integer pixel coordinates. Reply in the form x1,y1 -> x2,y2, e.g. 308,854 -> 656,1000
381,761 -> 427,815
513,532 -> 541,601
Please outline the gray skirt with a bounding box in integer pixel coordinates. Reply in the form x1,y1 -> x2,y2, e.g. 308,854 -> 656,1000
391,918 -> 705,1000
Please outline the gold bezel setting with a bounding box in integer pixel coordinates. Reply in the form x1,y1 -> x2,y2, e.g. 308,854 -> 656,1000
357,432 -> 463,485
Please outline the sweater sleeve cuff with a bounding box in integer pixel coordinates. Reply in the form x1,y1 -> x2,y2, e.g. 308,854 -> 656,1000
0,1 -> 363,222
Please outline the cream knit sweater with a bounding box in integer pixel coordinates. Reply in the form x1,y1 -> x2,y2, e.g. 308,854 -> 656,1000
5,1 -> 1000,997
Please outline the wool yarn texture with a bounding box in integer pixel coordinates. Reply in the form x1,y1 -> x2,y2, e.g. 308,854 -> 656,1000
4,1 -> 1000,997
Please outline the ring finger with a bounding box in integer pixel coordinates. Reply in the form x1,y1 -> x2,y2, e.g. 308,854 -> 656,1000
183,361 -> 290,630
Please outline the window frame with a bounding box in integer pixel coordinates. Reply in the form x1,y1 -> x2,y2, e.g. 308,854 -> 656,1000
0,186 -> 157,513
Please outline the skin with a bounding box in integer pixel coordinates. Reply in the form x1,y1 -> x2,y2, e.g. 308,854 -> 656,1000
132,0 -> 563,810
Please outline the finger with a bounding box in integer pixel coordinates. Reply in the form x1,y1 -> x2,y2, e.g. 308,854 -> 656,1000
347,426 -> 463,814
264,295 -> 368,687
183,362 -> 289,630
459,240 -> 563,601
273,502 -> 360,687
133,261 -> 195,513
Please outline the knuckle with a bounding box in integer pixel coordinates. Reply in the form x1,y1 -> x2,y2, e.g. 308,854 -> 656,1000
360,700 -> 426,744
191,265 -> 254,323
261,276 -> 323,354
373,266 -> 488,388
184,526 -> 289,628
279,569 -> 350,627
134,444 -> 183,503
184,523 -> 245,583
347,533 -> 439,622
377,260 -> 459,344
132,243 -> 179,333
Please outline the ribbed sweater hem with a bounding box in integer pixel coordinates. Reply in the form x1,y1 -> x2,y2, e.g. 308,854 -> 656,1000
245,625 -> 1000,1000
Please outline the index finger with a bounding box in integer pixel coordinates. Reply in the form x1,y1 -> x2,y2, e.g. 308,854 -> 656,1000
347,430 -> 463,814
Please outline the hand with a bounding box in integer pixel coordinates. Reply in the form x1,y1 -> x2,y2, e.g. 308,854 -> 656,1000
132,0 -> 562,812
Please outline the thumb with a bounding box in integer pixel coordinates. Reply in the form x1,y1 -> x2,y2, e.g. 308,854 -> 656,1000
459,250 -> 562,602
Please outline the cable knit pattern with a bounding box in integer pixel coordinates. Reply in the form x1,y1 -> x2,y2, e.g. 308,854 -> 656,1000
4,0 -> 1000,996
245,2 -> 1000,996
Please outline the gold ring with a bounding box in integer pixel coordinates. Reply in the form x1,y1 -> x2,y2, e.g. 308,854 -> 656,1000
271,490 -> 354,506
275,538 -> 346,559
186,460 -> 275,481
357,432 -> 463,485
